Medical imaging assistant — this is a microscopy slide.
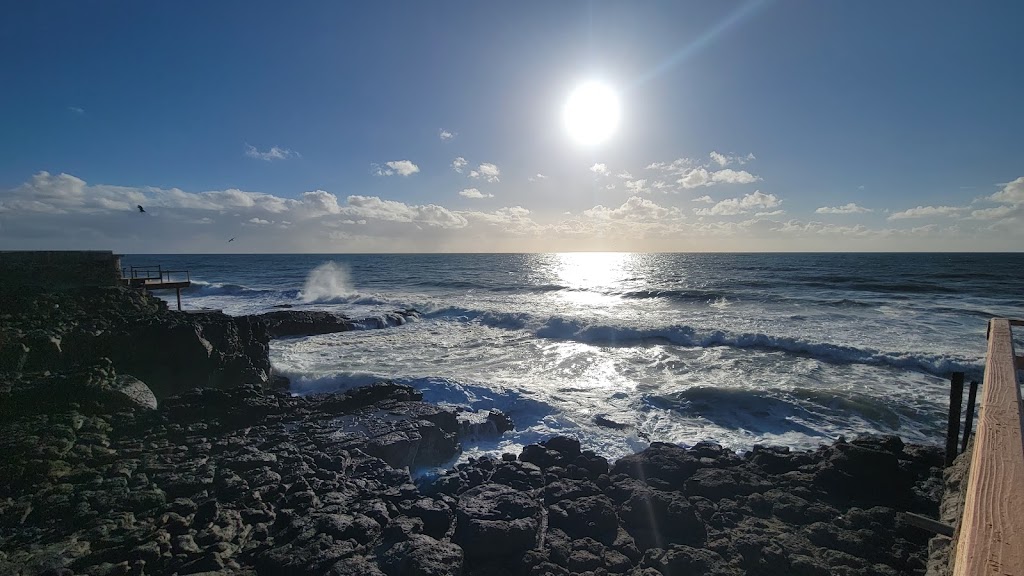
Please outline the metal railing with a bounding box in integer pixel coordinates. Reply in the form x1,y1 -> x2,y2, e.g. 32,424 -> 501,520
122,265 -> 190,284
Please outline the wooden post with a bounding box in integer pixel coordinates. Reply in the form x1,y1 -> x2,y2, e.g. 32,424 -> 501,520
176,287 -> 182,311
960,379 -> 979,454
945,371 -> 965,466
952,318 -> 1024,576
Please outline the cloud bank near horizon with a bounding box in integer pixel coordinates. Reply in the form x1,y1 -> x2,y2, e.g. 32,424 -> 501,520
1,171 -> 1022,253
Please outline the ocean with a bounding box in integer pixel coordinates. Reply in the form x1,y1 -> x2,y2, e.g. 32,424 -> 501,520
122,253 -> 1024,462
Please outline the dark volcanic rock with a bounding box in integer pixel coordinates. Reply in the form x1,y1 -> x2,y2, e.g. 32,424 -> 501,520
454,483 -> 542,559
252,308 -> 420,339
0,287 -> 271,399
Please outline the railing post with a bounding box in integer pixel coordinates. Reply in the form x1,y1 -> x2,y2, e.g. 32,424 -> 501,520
945,371 -> 965,466
960,379 -> 979,454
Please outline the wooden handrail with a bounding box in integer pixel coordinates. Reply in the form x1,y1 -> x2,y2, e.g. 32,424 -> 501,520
952,318 -> 1024,575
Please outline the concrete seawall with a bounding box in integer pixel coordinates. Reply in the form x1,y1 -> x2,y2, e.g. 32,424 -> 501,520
0,250 -> 122,290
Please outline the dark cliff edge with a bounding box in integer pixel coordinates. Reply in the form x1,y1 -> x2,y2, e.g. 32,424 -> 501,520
0,286 -> 947,576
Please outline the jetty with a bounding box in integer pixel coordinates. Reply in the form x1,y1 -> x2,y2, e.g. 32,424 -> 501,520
121,264 -> 191,310
949,318 -> 1024,575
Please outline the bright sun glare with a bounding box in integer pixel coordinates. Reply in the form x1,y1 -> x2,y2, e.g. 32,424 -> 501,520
563,81 -> 621,145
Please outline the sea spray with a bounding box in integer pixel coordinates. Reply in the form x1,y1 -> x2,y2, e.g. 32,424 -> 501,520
299,261 -> 356,303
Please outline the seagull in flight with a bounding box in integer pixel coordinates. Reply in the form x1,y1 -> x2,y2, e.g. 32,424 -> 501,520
137,205 -> 146,213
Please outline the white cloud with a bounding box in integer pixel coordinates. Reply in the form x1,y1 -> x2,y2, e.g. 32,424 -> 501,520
692,195 -> 714,203
625,179 -> 648,194
528,173 -> 547,182
375,160 -> 420,177
459,188 -> 493,199
299,190 -> 342,216
989,176 -> 1024,205
676,167 -> 760,188
816,203 -> 873,214
345,195 -> 467,228
68,106 -> 85,115
709,151 -> 756,167
970,204 -> 1024,221
678,167 -> 711,188
694,191 -> 781,216
468,163 -> 500,183
646,158 -> 694,173
5,171 -> 1021,252
710,169 -> 759,185
590,163 -> 610,176
616,171 -> 633,179
439,129 -> 454,141
583,196 -> 681,222
887,205 -> 963,220
710,151 -> 729,167
245,144 -> 298,161
452,157 -> 468,174
652,181 -> 670,191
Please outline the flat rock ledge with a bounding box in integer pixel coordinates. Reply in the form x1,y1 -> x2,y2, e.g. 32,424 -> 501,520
0,379 -> 944,576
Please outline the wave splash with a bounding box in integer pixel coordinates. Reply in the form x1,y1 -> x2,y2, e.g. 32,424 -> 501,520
299,262 -> 356,303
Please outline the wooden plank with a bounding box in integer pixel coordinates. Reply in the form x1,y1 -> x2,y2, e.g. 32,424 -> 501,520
952,319 -> 1024,576
902,512 -> 955,537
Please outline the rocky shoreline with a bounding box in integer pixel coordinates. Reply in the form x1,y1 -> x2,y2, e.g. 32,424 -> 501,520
0,287 -> 947,575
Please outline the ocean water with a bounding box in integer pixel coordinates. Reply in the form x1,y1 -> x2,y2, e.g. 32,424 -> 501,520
122,253 -> 1024,462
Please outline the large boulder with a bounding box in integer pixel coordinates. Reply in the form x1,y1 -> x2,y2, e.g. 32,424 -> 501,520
453,483 -> 542,559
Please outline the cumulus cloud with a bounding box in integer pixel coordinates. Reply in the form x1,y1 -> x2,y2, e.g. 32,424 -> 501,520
245,144 -> 299,161
816,203 -> 873,214
989,176 -> 1024,205
3,171 -> 1019,252
625,179 -> 648,194
709,151 -> 755,167
346,195 -> 466,228
646,158 -> 694,173
887,205 -> 962,220
451,157 -> 468,174
528,173 -> 547,182
590,163 -> 610,176
375,160 -> 420,177
694,191 -> 781,216
692,195 -> 714,203
469,163 -> 500,183
459,188 -> 493,199
710,169 -> 760,185
439,129 -> 454,141
616,171 -> 633,179
583,196 -> 680,222
676,167 -> 760,188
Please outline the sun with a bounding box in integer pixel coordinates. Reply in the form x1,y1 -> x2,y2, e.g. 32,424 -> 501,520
563,81 -> 621,146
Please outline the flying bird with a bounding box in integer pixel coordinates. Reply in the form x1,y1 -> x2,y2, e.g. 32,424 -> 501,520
228,238 -> 235,243
137,205 -> 146,213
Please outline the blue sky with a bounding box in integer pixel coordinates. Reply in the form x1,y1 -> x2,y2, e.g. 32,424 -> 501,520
2,1 -> 1022,252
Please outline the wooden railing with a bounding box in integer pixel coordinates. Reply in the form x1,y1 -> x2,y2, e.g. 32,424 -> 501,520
952,318 -> 1024,575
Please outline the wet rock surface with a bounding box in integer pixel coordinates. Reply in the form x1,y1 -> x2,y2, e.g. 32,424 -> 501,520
0,287 -> 271,398
0,385 -> 944,576
0,381 -> 514,575
250,309 -> 421,339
